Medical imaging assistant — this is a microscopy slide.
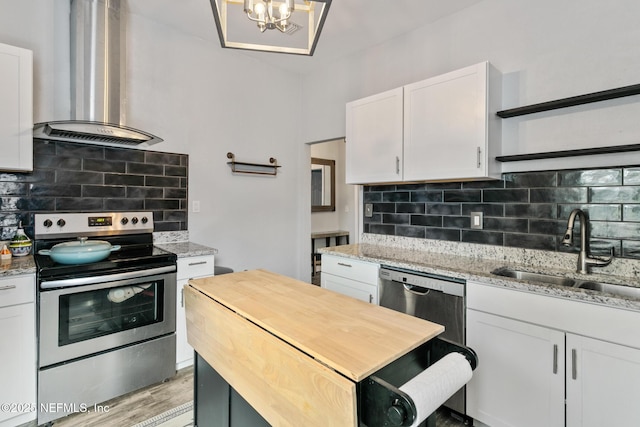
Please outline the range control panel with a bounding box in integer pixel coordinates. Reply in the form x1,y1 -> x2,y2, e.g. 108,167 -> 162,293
34,212 -> 154,238
88,216 -> 113,227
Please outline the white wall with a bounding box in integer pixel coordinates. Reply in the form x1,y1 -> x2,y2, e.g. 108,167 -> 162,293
300,0 -> 640,172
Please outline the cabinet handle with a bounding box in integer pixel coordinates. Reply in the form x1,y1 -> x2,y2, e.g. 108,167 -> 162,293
571,349 -> 577,380
188,261 -> 208,266
395,156 -> 400,174
0,285 -> 16,291
337,262 -> 352,268
181,288 -> 184,307
476,147 -> 482,168
552,344 -> 558,374
369,294 -> 373,303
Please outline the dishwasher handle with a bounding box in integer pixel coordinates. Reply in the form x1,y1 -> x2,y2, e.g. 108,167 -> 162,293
402,283 -> 431,296
380,267 -> 465,297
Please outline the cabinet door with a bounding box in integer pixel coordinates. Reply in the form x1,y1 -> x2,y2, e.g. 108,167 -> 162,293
176,279 -> 193,369
321,273 -> 377,304
0,42 -> 33,172
345,87 -> 403,184
0,303 -> 36,425
566,334 -> 640,427
466,309 -> 565,427
176,255 -> 215,369
404,62 -> 496,181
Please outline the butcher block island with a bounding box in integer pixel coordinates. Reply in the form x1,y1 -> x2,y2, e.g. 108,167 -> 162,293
185,270 -> 476,427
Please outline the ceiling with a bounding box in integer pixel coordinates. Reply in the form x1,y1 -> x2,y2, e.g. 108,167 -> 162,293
126,0 -> 484,74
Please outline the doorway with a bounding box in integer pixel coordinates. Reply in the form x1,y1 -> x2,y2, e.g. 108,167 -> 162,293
308,138 -> 359,284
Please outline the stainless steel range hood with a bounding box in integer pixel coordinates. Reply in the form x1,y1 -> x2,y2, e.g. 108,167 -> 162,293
33,0 -> 163,147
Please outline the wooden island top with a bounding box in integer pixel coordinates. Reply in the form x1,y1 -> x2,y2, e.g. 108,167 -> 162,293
185,269 -> 444,427
187,269 -> 443,382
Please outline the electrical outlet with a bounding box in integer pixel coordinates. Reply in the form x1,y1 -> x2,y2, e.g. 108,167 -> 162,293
364,203 -> 373,218
470,211 -> 483,229
192,200 -> 201,213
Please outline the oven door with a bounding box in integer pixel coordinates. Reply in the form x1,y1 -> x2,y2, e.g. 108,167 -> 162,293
39,270 -> 176,368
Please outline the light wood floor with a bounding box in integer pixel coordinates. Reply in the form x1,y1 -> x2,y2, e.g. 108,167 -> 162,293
47,366 -> 193,427
22,362 -> 467,427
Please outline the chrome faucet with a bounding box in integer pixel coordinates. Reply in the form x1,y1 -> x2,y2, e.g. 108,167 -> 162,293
561,208 -> 613,274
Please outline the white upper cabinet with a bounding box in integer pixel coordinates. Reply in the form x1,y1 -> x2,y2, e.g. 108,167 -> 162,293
345,62 -> 501,184
345,87 -> 404,184
0,42 -> 33,172
404,62 -> 501,181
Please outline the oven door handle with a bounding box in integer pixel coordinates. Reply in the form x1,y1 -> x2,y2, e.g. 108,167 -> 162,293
40,265 -> 176,289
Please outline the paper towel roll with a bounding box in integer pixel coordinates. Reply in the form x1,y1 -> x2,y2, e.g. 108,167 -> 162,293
399,352 -> 472,427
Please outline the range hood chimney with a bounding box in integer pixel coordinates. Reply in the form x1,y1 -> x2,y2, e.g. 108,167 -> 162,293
33,0 -> 163,147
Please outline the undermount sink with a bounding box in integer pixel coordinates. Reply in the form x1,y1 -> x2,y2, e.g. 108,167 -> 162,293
577,281 -> 640,299
491,267 -> 640,299
491,268 -> 576,287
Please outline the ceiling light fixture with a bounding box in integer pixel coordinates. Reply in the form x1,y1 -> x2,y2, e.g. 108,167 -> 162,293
209,0 -> 332,56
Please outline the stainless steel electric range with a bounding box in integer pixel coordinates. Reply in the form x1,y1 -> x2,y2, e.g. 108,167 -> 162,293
33,212 -> 177,425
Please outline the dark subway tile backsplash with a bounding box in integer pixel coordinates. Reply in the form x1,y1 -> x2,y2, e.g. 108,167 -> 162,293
0,140 -> 188,238
557,169 -> 622,187
364,166 -> 640,259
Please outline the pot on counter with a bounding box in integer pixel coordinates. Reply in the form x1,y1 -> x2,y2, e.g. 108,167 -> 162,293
38,237 -> 121,265
9,222 -> 32,257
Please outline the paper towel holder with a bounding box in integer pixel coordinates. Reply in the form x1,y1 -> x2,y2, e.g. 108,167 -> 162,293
360,337 -> 478,427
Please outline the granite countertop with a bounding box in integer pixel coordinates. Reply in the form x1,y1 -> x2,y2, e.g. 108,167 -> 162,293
154,241 -> 218,258
320,235 -> 640,312
0,255 -> 36,277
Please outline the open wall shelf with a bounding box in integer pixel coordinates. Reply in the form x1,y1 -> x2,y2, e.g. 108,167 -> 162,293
496,82 -> 640,162
226,152 -> 281,176
496,83 -> 640,118
496,143 -> 640,162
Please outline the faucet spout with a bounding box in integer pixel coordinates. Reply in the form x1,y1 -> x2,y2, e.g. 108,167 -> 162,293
561,209 -> 585,246
561,209 -> 613,274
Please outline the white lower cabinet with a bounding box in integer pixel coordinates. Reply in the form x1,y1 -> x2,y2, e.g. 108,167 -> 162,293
0,274 -> 36,427
320,254 -> 379,304
466,281 -> 640,427
176,255 -> 214,369
566,334 -> 640,427
467,309 -> 565,427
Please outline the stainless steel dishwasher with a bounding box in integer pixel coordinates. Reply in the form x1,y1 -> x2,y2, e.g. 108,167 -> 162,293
379,265 -> 469,422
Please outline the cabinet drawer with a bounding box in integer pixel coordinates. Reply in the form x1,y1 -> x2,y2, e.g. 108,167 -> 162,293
321,255 -> 379,284
0,275 -> 35,308
322,273 -> 378,304
177,255 -> 215,280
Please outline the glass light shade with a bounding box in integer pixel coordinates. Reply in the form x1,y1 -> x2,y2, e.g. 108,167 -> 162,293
254,1 -> 265,15
278,3 -> 288,17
